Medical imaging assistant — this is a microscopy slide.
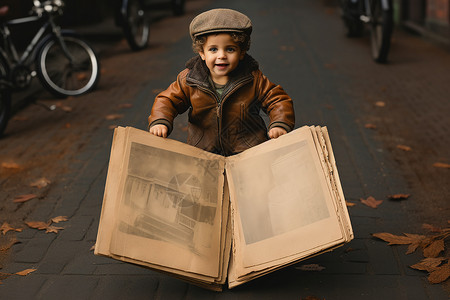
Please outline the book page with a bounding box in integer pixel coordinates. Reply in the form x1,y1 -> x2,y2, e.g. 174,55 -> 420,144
97,127 -> 226,278
226,126 -> 351,279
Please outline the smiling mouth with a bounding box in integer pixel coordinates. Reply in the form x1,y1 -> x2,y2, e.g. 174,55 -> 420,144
215,63 -> 229,68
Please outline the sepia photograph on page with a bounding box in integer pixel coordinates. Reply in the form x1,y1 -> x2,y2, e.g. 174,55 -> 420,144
96,127 -> 227,279
226,126 -> 353,287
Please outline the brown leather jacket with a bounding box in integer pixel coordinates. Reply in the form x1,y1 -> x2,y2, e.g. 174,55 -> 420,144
148,55 -> 295,156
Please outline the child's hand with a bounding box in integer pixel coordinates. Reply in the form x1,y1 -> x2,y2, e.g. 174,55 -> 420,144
149,124 -> 168,138
268,127 -> 287,139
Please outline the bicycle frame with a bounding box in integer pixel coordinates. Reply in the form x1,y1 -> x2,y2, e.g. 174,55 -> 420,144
0,9 -> 73,70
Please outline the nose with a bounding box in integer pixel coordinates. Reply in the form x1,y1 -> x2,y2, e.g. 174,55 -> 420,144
217,50 -> 227,59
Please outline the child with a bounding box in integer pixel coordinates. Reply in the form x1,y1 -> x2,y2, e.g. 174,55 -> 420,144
148,8 -> 295,156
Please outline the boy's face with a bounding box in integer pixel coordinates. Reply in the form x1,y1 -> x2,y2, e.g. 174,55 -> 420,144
199,33 -> 245,85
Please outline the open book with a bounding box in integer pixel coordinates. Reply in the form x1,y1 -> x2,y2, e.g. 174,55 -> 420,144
95,126 -> 353,290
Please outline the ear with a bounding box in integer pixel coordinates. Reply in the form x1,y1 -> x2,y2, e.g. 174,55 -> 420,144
239,51 -> 246,60
199,51 -> 206,61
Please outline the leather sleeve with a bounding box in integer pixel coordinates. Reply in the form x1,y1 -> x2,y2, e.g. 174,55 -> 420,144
256,71 -> 295,132
148,69 -> 191,134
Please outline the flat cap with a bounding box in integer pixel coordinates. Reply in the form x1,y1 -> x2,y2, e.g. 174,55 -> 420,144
189,8 -> 252,40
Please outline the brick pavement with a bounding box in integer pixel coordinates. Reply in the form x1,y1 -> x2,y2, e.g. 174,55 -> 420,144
0,0 -> 448,299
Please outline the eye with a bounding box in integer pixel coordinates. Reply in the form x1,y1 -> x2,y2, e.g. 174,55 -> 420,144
208,47 -> 217,52
226,47 -> 237,53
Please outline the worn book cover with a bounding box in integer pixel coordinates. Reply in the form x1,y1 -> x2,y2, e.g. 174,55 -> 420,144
95,126 -> 353,290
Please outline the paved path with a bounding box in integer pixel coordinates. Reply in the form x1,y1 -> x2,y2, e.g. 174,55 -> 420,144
0,0 -> 448,299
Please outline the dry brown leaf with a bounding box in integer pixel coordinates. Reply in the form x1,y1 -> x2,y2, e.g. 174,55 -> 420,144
13,194 -> 37,203
422,223 -> 442,233
118,103 -> 133,109
428,262 -> 450,284
433,162 -> 450,169
105,114 -> 123,120
373,232 -> 426,246
364,123 -> 377,129
410,257 -> 446,272
396,145 -> 412,151
25,221 -> 50,230
360,196 -> 383,208
280,45 -> 295,51
51,216 -> 68,223
12,116 -> 28,121
295,264 -> 326,271
1,162 -> 21,169
346,201 -> 356,207
388,194 -> 410,201
0,236 -> 20,251
375,101 -> 386,107
0,222 -> 23,235
152,88 -> 164,94
30,177 -> 51,189
15,269 -> 36,276
77,73 -> 87,81
423,239 -> 445,258
45,225 -> 64,234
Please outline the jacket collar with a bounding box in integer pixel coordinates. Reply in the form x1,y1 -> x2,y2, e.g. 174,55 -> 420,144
185,54 -> 259,88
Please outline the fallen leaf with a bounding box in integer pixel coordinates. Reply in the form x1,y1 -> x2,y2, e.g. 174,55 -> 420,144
364,123 -> 377,129
433,162 -> 450,169
280,45 -> 295,51
0,223 -> 23,235
388,194 -> 410,201
0,236 -> 20,251
118,103 -> 133,109
396,145 -> 412,151
372,232 -> 426,246
360,196 -> 383,208
375,101 -> 386,107
51,216 -> 68,223
428,262 -> 450,284
12,116 -> 28,121
423,239 -> 445,258
346,201 -> 356,207
45,225 -> 64,234
25,221 -> 50,230
13,194 -> 38,203
405,233 -> 428,254
77,73 -> 87,81
422,224 -> 442,233
410,257 -> 446,272
152,88 -> 164,94
1,162 -> 21,169
30,178 -> 51,189
15,269 -> 36,276
295,264 -> 326,271
105,114 -> 123,120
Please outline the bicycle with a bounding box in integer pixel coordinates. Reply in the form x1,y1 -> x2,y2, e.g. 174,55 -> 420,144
339,0 -> 394,63
115,0 -> 185,51
0,0 -> 101,136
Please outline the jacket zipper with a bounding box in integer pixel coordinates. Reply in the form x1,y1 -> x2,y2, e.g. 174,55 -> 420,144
197,75 -> 253,155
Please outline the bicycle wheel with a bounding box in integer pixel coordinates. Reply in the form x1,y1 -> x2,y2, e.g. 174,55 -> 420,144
0,55 -> 11,137
122,0 -> 150,51
369,0 -> 393,63
36,34 -> 100,97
